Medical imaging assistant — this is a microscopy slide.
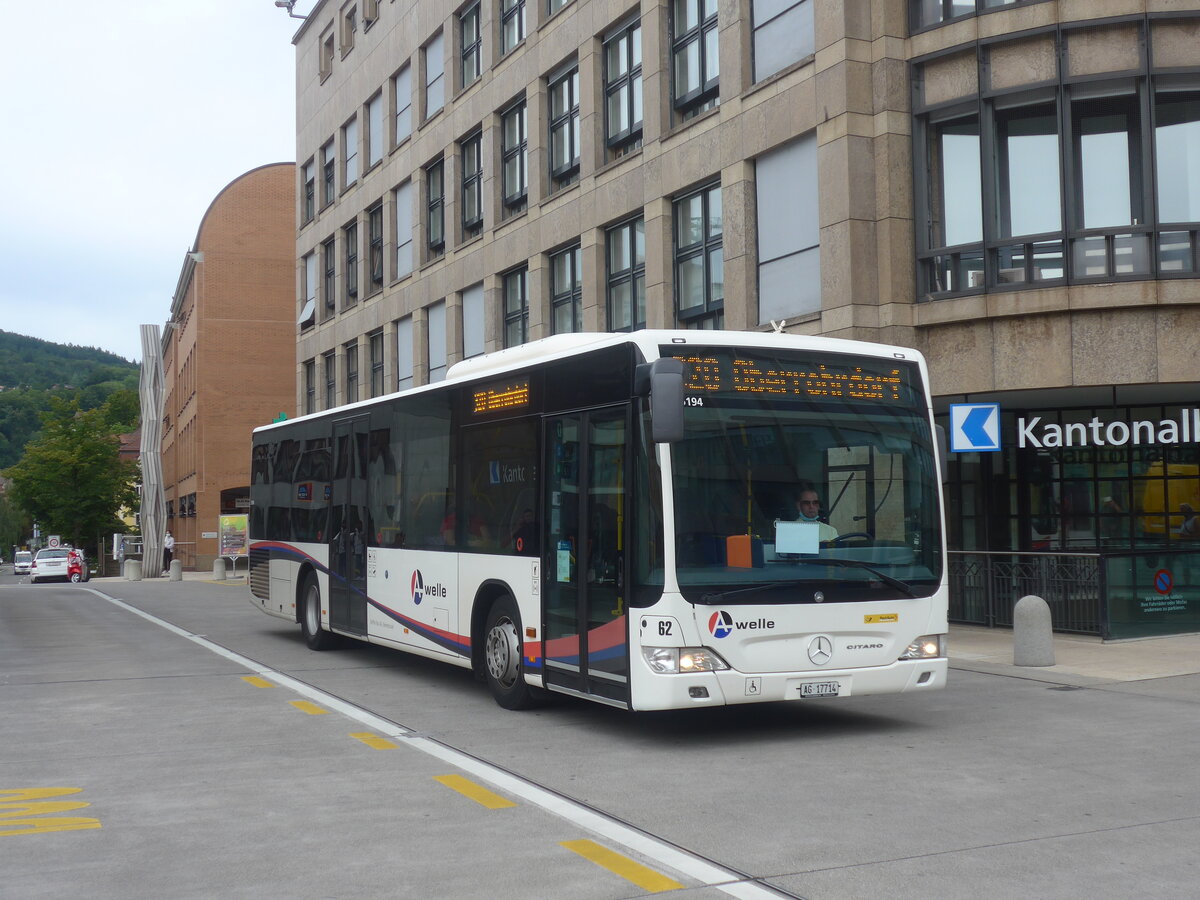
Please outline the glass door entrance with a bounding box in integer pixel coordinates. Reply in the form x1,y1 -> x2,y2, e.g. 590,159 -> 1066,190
542,408 -> 628,704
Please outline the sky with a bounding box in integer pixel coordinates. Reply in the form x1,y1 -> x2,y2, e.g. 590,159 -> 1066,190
0,1 -> 315,364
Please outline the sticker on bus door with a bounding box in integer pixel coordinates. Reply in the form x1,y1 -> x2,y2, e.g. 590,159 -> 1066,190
557,541 -> 572,582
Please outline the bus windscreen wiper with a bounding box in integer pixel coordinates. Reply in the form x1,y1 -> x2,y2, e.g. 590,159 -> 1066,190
699,581 -> 796,604
801,557 -> 917,597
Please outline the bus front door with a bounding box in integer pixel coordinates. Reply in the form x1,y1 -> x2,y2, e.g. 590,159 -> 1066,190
543,409 -> 629,705
329,416 -> 369,636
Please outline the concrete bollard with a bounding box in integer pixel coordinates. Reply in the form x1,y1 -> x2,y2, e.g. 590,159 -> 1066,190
1013,594 -> 1055,667
169,560 -> 183,581
125,559 -> 143,581
212,558 -> 227,581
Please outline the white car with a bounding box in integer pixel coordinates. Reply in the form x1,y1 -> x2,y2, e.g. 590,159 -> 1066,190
30,548 -> 70,583
14,551 -> 33,575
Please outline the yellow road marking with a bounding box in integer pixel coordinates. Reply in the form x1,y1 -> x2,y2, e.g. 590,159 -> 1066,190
351,732 -> 397,750
241,676 -> 274,688
289,700 -> 328,715
433,775 -> 517,809
560,839 -> 684,893
1,788 -> 101,836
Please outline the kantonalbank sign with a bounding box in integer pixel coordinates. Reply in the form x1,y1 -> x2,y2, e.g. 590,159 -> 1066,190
949,404 -> 1200,453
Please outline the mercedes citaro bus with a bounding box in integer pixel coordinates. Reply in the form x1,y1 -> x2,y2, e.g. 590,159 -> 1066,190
249,331 -> 948,710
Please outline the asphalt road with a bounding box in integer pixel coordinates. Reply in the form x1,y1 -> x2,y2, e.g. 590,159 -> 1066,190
2,570 -> 1197,898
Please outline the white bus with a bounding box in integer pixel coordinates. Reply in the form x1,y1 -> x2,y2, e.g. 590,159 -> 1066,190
249,331 -> 948,710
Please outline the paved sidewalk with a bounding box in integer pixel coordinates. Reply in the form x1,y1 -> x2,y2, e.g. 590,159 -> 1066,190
949,623 -> 1200,684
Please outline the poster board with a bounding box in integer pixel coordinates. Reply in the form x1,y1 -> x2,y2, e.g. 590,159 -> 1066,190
219,514 -> 249,559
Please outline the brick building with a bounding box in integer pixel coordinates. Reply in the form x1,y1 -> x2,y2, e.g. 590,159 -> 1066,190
160,163 -> 296,570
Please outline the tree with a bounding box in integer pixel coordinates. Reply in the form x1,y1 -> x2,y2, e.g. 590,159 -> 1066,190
3,397 -> 139,554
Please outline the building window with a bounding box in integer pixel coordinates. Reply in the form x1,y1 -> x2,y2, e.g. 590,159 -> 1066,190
503,266 -> 528,348
461,3 -> 481,89
394,65 -> 412,145
501,0 -> 526,56
343,116 -> 359,186
428,300 -> 448,383
320,29 -> 335,80
462,283 -> 485,358
752,0 -> 813,82
501,100 -> 528,214
304,359 -> 316,415
604,21 -> 642,155
914,37 -> 1199,300
341,3 -> 358,54
302,253 -> 318,328
1156,85 -> 1200,274
674,182 -> 723,328
322,237 -> 337,315
548,0 -> 572,14
345,341 -> 359,403
550,244 -> 582,333
366,93 -> 384,169
321,140 -> 336,207
548,66 -> 580,189
344,221 -> 359,306
324,351 -> 337,409
362,0 -> 379,27
425,33 -> 445,118
910,1 -> 1027,32
396,317 -> 414,390
461,133 -> 483,238
671,0 -> 719,121
369,330 -> 385,397
756,134 -> 820,322
606,217 -> 645,331
394,181 -> 413,278
302,161 -> 315,224
368,203 -> 384,292
427,160 -> 445,256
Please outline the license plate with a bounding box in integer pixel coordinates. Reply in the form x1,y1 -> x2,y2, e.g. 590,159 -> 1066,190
798,681 -> 840,698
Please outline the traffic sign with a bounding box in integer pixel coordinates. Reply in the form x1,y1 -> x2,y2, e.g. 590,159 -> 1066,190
47,535 -> 61,549
949,403 -> 1001,453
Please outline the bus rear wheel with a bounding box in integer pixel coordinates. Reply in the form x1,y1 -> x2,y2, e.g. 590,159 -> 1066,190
300,573 -> 335,650
483,595 -> 543,710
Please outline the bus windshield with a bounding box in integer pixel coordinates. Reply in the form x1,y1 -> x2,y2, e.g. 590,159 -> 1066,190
666,347 -> 942,604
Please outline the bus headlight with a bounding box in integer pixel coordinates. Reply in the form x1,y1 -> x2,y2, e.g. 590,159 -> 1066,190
898,634 -> 945,660
642,647 -> 730,674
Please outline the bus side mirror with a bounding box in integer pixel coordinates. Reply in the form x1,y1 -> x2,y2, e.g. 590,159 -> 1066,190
636,359 -> 685,444
935,424 -> 949,483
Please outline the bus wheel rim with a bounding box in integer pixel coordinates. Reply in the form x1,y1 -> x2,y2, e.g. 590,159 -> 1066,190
486,617 -> 519,688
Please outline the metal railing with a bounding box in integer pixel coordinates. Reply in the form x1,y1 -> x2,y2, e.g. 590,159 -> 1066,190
948,551 -> 1104,636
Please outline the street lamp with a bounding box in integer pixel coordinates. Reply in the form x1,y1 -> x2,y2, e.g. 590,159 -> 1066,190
275,1 -> 305,18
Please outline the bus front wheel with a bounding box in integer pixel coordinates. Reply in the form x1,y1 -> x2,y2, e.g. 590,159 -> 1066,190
300,573 -> 335,651
483,595 -> 542,710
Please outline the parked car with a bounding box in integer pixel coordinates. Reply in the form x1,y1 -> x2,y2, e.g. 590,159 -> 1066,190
14,551 -> 33,575
30,548 -> 71,583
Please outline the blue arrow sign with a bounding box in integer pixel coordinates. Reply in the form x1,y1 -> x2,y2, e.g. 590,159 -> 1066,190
949,403 -> 1001,452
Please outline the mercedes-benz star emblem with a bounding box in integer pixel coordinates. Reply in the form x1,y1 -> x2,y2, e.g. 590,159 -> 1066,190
808,636 -> 833,666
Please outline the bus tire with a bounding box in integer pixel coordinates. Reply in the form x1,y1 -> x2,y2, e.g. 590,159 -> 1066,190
483,595 -> 543,710
300,573 -> 336,651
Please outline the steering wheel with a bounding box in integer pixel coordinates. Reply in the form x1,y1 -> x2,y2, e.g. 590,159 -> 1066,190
831,532 -> 872,543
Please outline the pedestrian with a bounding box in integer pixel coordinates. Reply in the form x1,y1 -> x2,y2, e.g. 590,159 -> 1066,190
162,530 -> 175,576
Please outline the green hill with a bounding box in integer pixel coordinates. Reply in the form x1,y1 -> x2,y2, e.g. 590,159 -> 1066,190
0,330 -> 139,469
